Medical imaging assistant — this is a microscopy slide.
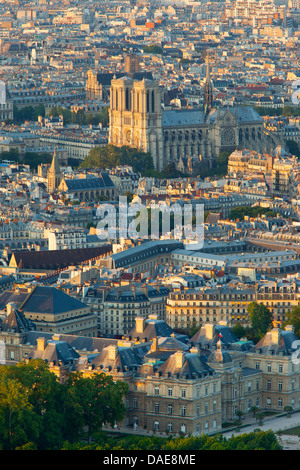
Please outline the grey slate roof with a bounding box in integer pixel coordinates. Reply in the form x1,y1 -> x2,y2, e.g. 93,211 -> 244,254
21,286 -> 88,315
162,109 -> 206,127
30,339 -> 80,364
255,328 -> 299,356
63,172 -> 114,191
157,351 -> 214,379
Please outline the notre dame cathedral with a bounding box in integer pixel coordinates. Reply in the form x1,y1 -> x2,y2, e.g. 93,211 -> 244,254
88,57 -> 280,173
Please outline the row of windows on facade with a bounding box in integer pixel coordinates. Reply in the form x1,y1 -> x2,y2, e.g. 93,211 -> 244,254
129,419 -> 215,434
151,384 -> 218,397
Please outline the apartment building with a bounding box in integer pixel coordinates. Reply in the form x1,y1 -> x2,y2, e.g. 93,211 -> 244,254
166,286 -> 255,330
47,227 -> 87,251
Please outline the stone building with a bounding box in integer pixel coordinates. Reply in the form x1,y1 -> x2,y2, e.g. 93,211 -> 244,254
58,172 -> 116,202
108,74 -> 280,171
1,308 -> 300,431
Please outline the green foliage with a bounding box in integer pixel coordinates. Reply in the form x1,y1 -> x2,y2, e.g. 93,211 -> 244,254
66,372 -> 128,442
13,104 -> 45,123
229,205 -> 277,221
247,302 -> 273,341
86,106 -> 109,126
0,360 -> 128,450
0,148 -> 20,163
284,305 -> 300,338
49,106 -> 72,124
231,323 -> 247,339
23,151 -> 52,169
254,105 -> 300,117
62,430 -> 282,450
199,151 -> 231,178
80,144 -> 154,174
143,44 -> 163,55
286,139 -> 300,158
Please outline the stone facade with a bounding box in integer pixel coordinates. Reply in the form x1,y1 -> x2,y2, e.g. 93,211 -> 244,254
108,76 -> 280,172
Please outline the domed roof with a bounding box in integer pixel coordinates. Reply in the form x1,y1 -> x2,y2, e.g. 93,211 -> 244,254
207,339 -> 232,364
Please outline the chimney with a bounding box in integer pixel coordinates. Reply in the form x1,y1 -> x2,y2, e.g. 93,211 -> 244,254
174,350 -> 185,369
106,344 -> 118,360
205,323 -> 215,340
151,337 -> 158,352
37,337 -> 47,351
271,328 -> 281,344
6,302 -> 16,315
135,317 -> 145,334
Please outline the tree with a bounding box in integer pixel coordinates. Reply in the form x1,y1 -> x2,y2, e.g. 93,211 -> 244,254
80,144 -> 154,175
284,305 -> 300,337
66,372 -> 128,442
49,106 -> 72,124
143,44 -> 163,55
247,302 -> 273,341
232,323 -> 247,339
229,206 -> 276,221
286,139 -> 300,158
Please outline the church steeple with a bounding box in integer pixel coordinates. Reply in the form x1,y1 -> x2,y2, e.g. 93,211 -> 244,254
204,50 -> 213,115
47,147 -> 62,193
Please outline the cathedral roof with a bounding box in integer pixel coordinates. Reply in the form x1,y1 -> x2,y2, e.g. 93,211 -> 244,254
162,109 -> 205,127
206,106 -> 263,124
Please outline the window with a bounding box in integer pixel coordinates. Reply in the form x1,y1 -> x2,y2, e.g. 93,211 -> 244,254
154,421 -> 159,431
196,404 -> 200,416
181,388 -> 186,398
181,406 -> 186,417
278,381 -> 283,391
267,363 -> 271,372
279,363 -> 283,373
205,403 -> 208,413
248,382 -> 252,392
267,380 -> 271,390
278,398 -> 283,407
133,398 -> 138,409
154,403 -> 159,414
168,387 -> 173,397
168,422 -> 173,433
255,361 -> 260,370
168,404 -> 173,415
154,386 -> 159,395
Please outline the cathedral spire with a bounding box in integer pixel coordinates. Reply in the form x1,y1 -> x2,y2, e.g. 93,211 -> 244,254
204,50 -> 213,115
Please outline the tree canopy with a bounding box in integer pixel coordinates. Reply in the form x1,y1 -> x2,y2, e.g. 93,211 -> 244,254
247,301 -> 273,342
284,305 -> 300,338
62,429 -> 282,450
80,144 -> 154,174
229,206 -> 277,221
0,360 -> 128,450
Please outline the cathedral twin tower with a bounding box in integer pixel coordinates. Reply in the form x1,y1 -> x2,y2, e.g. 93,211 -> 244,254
109,77 -> 164,170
